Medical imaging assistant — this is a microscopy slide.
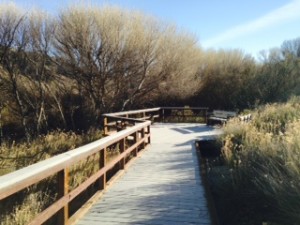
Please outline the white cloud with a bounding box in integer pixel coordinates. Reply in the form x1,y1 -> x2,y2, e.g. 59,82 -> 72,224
203,0 -> 300,47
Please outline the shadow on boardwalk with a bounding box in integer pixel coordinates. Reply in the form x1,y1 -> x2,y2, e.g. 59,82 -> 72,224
76,123 -> 222,225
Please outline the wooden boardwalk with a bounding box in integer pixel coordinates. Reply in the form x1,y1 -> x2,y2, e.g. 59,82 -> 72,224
76,123 -> 222,225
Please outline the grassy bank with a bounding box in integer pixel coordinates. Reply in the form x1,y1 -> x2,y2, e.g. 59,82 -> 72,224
210,97 -> 300,225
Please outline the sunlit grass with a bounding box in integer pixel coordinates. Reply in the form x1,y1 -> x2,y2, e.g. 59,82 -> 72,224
218,97 -> 300,224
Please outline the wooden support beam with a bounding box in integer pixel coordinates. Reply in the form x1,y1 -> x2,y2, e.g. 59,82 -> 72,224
99,148 -> 106,190
142,112 -> 146,120
133,132 -> 138,156
141,128 -> 145,149
57,168 -> 69,225
119,139 -> 125,169
147,125 -> 151,144
103,117 -> 108,136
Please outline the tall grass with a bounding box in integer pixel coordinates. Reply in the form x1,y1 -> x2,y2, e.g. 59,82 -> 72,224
0,191 -> 53,225
0,128 -> 103,225
0,128 -> 103,176
220,97 -> 300,224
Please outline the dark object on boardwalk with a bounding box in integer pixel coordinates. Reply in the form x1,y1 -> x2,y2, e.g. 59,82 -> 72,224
207,110 -> 237,126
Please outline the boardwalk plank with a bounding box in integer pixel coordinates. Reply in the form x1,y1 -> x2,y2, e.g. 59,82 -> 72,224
75,123 -> 221,225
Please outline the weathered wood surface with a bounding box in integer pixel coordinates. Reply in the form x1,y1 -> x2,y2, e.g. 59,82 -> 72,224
76,123 -> 222,225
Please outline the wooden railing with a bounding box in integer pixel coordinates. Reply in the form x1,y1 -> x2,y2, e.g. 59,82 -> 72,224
0,115 -> 151,224
0,106 -> 208,225
160,107 -> 208,123
103,107 -> 208,135
103,107 -> 161,135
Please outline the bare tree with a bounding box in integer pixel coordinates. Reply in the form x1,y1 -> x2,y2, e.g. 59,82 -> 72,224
54,6 -> 202,117
155,28 -> 202,101
281,37 -> 300,58
0,4 -> 32,142
195,49 -> 257,109
25,11 -> 56,134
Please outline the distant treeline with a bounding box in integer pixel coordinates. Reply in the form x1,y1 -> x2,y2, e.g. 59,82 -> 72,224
1,3 -> 300,141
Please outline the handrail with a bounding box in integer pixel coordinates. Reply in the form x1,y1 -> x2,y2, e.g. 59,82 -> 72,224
161,107 -> 208,110
103,107 -> 161,117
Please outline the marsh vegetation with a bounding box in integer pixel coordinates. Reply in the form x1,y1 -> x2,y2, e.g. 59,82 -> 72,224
206,98 -> 300,225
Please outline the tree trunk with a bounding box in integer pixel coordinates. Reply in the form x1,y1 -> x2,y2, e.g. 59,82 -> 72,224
10,73 -> 31,143
37,102 -> 47,134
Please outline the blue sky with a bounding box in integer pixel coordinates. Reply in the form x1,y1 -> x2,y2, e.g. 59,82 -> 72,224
5,0 -> 300,58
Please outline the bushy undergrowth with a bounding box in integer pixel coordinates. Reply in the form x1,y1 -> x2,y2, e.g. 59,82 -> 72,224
219,97 -> 300,225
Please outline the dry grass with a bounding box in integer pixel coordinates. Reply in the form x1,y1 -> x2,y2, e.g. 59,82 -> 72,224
0,128 -> 103,175
0,191 -> 53,225
219,97 -> 300,225
0,128 -> 104,224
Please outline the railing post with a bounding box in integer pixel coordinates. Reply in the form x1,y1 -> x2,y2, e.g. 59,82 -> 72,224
141,128 -> 145,149
57,168 -> 69,225
147,125 -> 151,144
143,112 -> 146,119
99,148 -> 106,189
162,108 -> 165,123
116,120 -> 121,132
133,131 -> 138,156
119,139 -> 125,169
103,117 -> 108,136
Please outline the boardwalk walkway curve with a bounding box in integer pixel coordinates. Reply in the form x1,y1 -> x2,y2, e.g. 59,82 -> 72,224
76,123 -> 222,225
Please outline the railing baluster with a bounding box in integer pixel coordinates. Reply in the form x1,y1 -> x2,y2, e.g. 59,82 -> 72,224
99,148 -> 106,189
133,131 -> 138,156
147,125 -> 151,144
141,127 -> 145,149
103,117 -> 108,136
119,138 -> 125,169
57,168 -> 69,225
